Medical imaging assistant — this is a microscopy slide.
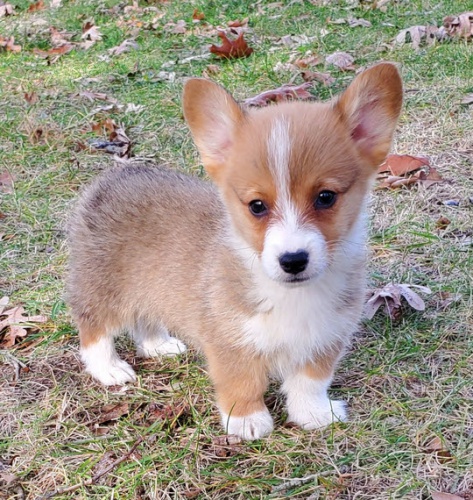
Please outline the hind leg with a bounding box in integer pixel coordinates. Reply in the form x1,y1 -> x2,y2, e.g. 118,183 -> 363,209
131,319 -> 187,358
80,325 -> 136,386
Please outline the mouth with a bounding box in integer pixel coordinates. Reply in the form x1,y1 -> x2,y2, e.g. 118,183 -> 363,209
281,276 -> 311,285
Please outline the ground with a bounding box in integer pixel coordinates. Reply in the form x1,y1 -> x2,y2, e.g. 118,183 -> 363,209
0,0 -> 472,499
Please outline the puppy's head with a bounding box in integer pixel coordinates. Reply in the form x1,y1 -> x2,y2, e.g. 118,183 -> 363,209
183,64 -> 402,284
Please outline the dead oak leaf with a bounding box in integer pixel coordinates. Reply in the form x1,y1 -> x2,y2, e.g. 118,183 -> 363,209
228,18 -> 249,28
0,306 -> 47,348
192,9 -> 205,22
97,402 -> 129,424
301,70 -> 334,86
24,91 -> 39,104
365,283 -> 432,321
0,2 -> 15,17
108,39 -> 138,56
164,19 -> 187,34
210,30 -> 253,59
79,91 -> 119,104
49,27 -> 74,47
395,25 -> 442,50
33,43 -> 74,62
81,21 -> 102,47
325,51 -> 355,71
27,0 -> 45,12
378,154 -> 430,176
0,36 -> 21,53
243,83 -> 313,107
443,12 -> 473,40
293,54 -> 322,68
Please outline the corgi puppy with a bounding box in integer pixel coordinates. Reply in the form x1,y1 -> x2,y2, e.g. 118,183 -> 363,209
67,63 -> 402,440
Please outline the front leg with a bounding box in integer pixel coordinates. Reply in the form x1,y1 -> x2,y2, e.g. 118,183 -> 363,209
205,346 -> 273,440
282,346 -> 346,429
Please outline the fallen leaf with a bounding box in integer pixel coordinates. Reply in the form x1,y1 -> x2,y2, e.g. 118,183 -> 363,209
210,434 -> 243,458
395,25 -> 442,49
364,283 -> 432,320
98,402 -> 129,424
348,17 -> 372,28
0,296 -> 9,315
0,305 -> 48,348
91,118 -> 118,135
417,167 -> 444,188
210,30 -> 253,59
33,43 -> 74,62
436,291 -> 462,310
192,8 -> 204,21
0,171 -> 14,193
79,91 -> 118,104
49,27 -> 73,47
301,70 -> 335,86
0,36 -> 21,53
436,216 -> 451,230
243,83 -> 313,107
443,12 -> 473,40
0,2 -> 14,17
82,20 -> 102,45
164,19 -> 187,34
202,64 -> 220,77
24,91 -> 39,104
325,51 -> 355,71
378,154 -> 430,176
293,54 -> 322,68
50,0 -> 62,8
228,18 -> 249,28
89,122 -> 131,158
431,492 -> 465,500
461,93 -> 473,105
28,0 -> 45,12
108,39 -> 138,56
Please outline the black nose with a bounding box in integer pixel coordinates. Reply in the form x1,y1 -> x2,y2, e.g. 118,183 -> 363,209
279,251 -> 309,275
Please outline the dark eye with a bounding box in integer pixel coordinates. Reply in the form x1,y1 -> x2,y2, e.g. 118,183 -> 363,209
314,191 -> 337,209
248,200 -> 268,217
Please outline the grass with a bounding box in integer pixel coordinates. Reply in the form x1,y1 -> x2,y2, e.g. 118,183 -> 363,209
1,0 -> 472,498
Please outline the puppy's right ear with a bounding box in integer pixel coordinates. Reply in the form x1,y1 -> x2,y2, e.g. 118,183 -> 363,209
183,78 -> 244,180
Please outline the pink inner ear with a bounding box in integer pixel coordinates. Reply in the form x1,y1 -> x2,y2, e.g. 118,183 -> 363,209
350,100 -> 381,147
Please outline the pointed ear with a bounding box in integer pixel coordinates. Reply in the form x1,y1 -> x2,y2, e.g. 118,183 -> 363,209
336,63 -> 403,168
183,78 -> 245,180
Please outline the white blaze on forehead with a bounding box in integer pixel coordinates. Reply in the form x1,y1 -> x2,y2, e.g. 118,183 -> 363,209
267,117 -> 291,208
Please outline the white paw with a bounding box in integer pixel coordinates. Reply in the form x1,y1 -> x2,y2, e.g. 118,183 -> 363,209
288,398 -> 347,430
220,409 -> 274,440
136,336 -> 187,358
85,358 -> 137,386
81,337 -> 136,386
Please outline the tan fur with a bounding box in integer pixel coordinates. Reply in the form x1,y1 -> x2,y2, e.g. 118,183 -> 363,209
67,63 -> 403,438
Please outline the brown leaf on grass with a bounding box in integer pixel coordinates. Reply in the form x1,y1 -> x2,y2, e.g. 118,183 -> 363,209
108,39 -> 138,56
24,91 -> 39,104
364,283 -> 432,321
81,20 -> 102,48
79,91 -> 118,104
210,434 -> 243,458
0,36 -> 21,53
33,43 -> 74,59
98,403 -> 129,424
192,8 -> 205,21
27,0 -> 45,12
210,30 -> 253,59
431,492 -> 465,500
293,54 -> 322,68
0,2 -> 15,17
0,305 -> 48,348
146,401 -> 189,427
378,154 -> 430,176
395,25 -> 442,49
436,216 -> 451,230
202,64 -> 220,77
164,19 -> 187,34
89,121 -> 131,158
301,70 -> 335,86
228,18 -> 249,28
436,291 -> 462,310
49,27 -> 74,47
325,51 -> 355,71
443,12 -> 473,40
243,83 -> 313,107
0,171 -> 14,193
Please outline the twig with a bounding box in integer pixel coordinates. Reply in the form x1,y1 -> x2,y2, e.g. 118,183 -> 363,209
271,471 -> 332,494
37,437 -> 143,499
0,350 -> 27,381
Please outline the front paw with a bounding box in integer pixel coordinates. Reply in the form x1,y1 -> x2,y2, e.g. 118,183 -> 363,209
287,399 -> 347,430
220,408 -> 274,440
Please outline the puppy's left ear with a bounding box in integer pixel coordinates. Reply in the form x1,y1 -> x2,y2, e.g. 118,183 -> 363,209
336,63 -> 403,167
